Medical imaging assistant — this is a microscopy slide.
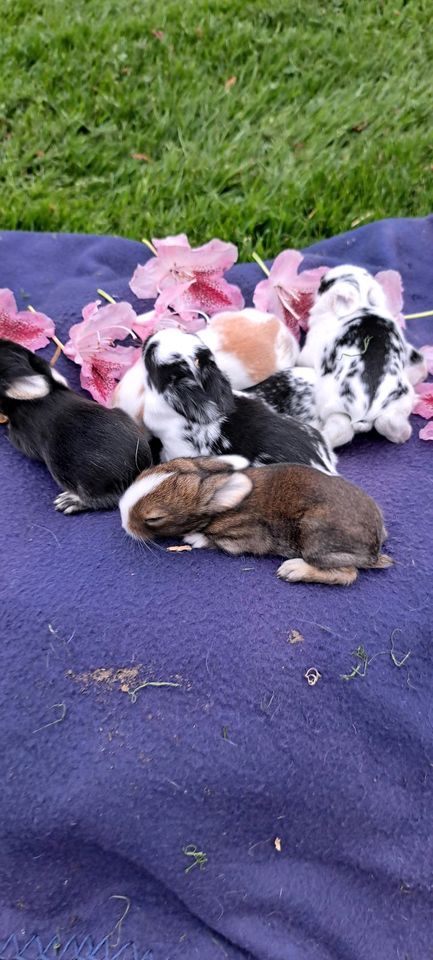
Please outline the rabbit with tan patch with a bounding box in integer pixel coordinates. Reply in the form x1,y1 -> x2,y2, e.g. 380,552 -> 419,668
198,308 -> 299,389
120,455 -> 390,586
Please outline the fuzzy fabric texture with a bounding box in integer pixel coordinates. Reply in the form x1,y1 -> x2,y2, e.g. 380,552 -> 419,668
0,219 -> 432,960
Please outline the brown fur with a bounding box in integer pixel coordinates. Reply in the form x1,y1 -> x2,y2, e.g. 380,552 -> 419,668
122,457 -> 391,586
211,313 -> 287,383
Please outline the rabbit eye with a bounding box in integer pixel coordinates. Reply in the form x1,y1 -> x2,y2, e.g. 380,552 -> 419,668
145,515 -> 167,526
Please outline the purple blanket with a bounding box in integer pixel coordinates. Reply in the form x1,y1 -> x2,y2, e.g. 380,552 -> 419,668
1,219 -> 432,960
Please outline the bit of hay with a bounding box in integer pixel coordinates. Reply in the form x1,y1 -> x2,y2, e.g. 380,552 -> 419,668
129,680 -> 180,704
390,629 -> 411,667
288,629 -> 304,644
222,725 -> 236,745
108,894 -> 130,948
183,844 -> 208,874
304,667 -> 321,686
274,837 -> 282,852
33,702 -> 67,733
167,545 -> 192,553
340,645 -> 369,681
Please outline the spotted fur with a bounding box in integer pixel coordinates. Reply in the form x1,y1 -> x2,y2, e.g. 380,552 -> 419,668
244,367 -> 319,427
300,265 -> 416,447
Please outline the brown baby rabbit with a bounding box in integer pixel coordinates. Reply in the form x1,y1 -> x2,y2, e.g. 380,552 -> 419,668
119,454 -> 391,586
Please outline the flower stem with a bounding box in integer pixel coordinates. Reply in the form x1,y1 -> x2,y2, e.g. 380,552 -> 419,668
252,251 -> 271,276
403,309 -> 433,320
141,238 -> 158,255
97,288 -> 116,304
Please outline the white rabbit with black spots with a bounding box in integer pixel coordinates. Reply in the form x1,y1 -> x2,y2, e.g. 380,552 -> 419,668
299,265 -> 418,448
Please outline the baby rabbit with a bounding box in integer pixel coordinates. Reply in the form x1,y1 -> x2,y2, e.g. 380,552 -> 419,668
244,366 -> 319,427
198,308 -> 299,389
0,339 -> 152,513
299,265 -> 417,448
120,455 -> 390,586
139,328 -> 337,474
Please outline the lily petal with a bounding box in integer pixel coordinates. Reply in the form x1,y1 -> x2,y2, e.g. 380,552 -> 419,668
419,421 -> 433,441
0,289 -> 55,350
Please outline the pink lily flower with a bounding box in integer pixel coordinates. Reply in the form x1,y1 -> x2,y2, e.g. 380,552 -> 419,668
129,234 -> 244,317
0,288 -> 55,350
64,300 -> 143,405
64,300 -> 140,364
79,345 -> 139,407
152,284 -> 210,332
413,382 -> 433,420
253,250 -> 328,340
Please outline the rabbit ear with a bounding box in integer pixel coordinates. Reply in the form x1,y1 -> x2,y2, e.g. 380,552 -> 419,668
329,284 -> 359,318
366,282 -> 387,312
6,374 -> 50,400
200,472 -> 253,512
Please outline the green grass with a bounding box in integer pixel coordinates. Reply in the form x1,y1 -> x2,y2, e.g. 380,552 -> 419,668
1,0 -> 433,258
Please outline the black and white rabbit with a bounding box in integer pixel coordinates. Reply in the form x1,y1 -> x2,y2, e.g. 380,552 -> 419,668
0,339 -> 152,513
299,265 -> 418,447
138,329 -> 337,473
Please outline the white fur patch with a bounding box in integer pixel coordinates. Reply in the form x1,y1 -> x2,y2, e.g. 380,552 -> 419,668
111,356 -> 145,422
149,328 -> 200,364
205,349 -> 250,389
183,532 -> 209,548
6,374 -> 49,401
119,471 -> 174,531
51,369 -> 69,387
216,455 -> 250,470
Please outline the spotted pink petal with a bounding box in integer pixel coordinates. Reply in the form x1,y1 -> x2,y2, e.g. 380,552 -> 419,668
421,345 -> 433,375
419,421 -> 433,441
413,382 -> 433,419
0,288 -> 55,350
375,270 -> 405,328
80,345 -> 139,406
154,276 -> 244,322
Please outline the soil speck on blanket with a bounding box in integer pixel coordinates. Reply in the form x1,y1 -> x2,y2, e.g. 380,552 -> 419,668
66,666 -> 141,693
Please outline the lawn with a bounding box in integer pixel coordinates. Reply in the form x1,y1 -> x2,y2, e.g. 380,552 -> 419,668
1,0 -> 433,258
